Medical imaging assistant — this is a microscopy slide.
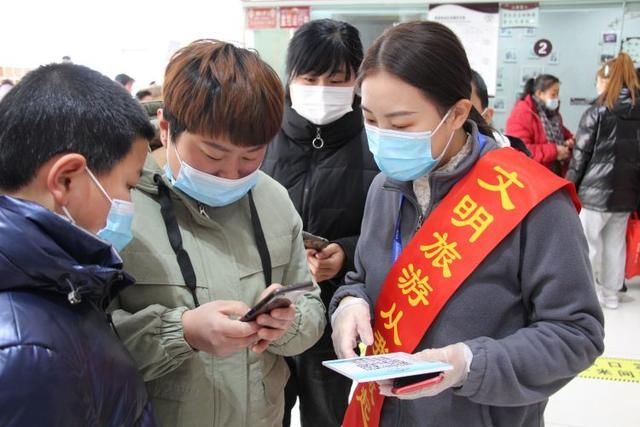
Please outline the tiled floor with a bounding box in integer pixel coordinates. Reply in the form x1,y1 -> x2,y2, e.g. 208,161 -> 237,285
545,279 -> 640,427
292,280 -> 640,427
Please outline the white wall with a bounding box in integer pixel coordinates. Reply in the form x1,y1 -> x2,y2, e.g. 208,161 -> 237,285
1,0 -> 245,90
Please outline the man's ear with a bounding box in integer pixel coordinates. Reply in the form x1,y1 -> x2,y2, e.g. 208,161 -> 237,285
157,108 -> 169,148
46,154 -> 88,208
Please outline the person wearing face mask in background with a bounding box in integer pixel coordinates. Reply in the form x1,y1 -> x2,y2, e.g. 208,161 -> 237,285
566,53 -> 640,310
0,64 -> 156,426
506,74 -> 574,175
261,19 -> 378,427
470,69 -> 531,157
108,40 -> 325,427
329,21 -> 603,427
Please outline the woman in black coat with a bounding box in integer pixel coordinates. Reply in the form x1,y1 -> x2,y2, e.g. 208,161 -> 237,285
262,19 -> 378,427
567,53 -> 640,310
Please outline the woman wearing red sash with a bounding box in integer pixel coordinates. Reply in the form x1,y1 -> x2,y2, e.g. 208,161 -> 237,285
329,21 -> 604,427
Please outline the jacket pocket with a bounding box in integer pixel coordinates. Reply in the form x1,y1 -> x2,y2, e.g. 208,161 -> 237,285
121,251 -> 210,310
237,234 -> 293,285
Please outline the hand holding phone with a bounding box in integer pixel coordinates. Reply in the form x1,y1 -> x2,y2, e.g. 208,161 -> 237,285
240,281 -> 315,322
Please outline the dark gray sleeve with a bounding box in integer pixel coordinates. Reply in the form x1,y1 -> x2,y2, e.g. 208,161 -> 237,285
566,106 -> 599,186
455,191 -> 604,406
333,235 -> 359,278
328,242 -> 373,317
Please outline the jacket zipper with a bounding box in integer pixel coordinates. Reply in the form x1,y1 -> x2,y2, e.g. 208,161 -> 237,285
198,203 -> 210,219
385,187 -> 424,236
301,128 -> 322,226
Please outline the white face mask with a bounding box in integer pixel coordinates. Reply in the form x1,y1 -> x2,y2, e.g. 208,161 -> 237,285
545,98 -> 559,111
289,84 -> 355,126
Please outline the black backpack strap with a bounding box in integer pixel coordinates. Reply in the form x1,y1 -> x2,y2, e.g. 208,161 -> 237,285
248,190 -> 272,287
154,174 -> 200,307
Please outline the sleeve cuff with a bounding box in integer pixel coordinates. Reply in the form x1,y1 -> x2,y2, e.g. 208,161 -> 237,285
455,339 -> 488,398
159,307 -> 196,360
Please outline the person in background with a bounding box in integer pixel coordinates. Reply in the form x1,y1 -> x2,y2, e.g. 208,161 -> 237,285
109,39 -> 325,427
115,73 -> 135,93
566,53 -> 640,310
0,63 -> 156,426
506,74 -> 574,174
0,79 -> 13,101
262,19 -> 378,427
469,69 -> 530,156
330,21 -> 603,427
136,89 -> 153,102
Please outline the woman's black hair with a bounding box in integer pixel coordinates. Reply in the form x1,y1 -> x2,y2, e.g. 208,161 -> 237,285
359,21 -> 493,136
286,19 -> 363,82
521,74 -> 560,100
470,69 -> 489,110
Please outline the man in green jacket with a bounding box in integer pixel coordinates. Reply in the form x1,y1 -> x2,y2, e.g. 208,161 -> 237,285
110,40 -> 326,427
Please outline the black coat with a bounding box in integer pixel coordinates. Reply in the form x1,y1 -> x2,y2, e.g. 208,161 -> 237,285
567,89 -> 640,212
0,196 -> 155,427
262,100 -> 378,308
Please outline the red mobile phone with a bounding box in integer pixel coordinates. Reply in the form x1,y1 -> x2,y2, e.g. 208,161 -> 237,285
391,372 -> 445,395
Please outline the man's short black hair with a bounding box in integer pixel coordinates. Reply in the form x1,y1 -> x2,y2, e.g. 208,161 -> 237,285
0,63 -> 154,192
136,89 -> 152,100
470,69 -> 489,110
286,19 -> 363,82
115,73 -> 134,86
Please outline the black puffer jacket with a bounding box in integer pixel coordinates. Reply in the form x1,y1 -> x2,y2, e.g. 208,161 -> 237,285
0,196 -> 155,427
567,89 -> 640,212
262,99 -> 378,308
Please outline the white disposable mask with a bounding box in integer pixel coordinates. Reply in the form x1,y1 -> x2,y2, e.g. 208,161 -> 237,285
289,84 -> 355,126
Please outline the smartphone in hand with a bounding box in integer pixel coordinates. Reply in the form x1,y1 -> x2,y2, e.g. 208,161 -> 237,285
239,281 -> 315,322
302,231 -> 330,251
391,372 -> 445,395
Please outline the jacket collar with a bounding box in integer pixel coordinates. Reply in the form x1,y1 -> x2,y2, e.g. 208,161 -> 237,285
281,96 -> 365,149
0,196 -> 133,307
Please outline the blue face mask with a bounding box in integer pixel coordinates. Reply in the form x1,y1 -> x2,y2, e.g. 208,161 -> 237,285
365,109 -> 454,182
166,143 -> 260,207
63,168 -> 135,252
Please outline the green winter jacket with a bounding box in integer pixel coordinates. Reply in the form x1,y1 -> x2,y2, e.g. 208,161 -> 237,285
110,155 -> 326,427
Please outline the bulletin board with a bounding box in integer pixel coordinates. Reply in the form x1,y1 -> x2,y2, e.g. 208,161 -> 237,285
428,3 -> 500,96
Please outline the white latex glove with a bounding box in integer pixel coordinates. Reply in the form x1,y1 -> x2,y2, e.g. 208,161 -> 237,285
331,297 -> 374,359
378,343 -> 472,399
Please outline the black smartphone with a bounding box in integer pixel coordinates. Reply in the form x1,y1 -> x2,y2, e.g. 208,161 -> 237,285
391,371 -> 444,395
240,281 -> 315,322
302,231 -> 330,251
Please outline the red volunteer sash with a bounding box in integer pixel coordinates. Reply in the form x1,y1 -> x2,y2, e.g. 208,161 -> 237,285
343,148 -> 579,427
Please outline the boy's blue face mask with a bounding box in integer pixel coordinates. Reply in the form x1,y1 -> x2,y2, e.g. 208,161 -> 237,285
63,168 -> 135,253
365,109 -> 454,182
165,142 -> 260,207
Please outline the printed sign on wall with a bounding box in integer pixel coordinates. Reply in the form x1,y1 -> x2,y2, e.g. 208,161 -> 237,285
247,8 -> 277,30
280,7 -> 311,29
428,3 -> 500,96
501,3 -> 540,28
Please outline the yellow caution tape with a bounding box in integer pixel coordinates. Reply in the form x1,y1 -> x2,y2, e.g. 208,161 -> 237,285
579,357 -> 640,383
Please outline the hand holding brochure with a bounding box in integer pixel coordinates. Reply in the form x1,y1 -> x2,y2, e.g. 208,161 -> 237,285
322,352 -> 452,383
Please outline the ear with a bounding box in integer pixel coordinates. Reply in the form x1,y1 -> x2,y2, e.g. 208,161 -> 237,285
449,99 -> 473,130
484,107 -> 495,125
46,154 -> 88,209
157,108 -> 170,148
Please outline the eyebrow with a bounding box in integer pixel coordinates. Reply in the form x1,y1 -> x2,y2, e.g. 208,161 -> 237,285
361,105 -> 418,118
202,139 -> 264,153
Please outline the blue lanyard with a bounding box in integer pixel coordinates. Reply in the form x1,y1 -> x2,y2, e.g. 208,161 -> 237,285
392,195 -> 404,263
390,132 -> 488,264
